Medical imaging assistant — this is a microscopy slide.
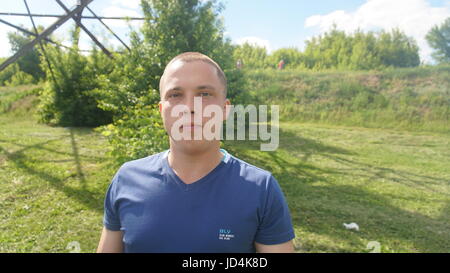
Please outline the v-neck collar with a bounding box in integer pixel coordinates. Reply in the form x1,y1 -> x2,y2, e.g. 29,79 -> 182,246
162,149 -> 231,192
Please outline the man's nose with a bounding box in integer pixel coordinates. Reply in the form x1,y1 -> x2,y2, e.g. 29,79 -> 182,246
183,94 -> 196,114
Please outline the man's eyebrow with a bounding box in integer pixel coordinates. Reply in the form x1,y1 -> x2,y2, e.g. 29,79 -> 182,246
166,86 -> 183,92
196,85 -> 216,90
165,85 -> 216,93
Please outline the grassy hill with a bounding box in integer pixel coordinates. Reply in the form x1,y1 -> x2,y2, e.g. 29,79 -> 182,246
0,85 -> 41,114
245,65 -> 450,134
1,69 -> 449,252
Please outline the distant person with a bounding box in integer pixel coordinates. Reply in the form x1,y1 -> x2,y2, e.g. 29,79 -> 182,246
277,59 -> 285,70
96,52 -> 296,253
236,59 -> 243,69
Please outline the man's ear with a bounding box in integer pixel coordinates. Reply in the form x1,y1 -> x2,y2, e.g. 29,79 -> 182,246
223,99 -> 231,121
159,101 -> 162,113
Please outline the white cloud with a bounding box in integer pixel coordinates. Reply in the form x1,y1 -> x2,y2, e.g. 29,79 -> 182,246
112,0 -> 141,10
235,36 -> 272,52
305,0 -> 450,63
101,6 -> 143,28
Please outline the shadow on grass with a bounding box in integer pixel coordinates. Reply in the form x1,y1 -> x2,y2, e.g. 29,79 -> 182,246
224,126 -> 450,252
295,184 -> 450,252
0,128 -> 107,212
2,121 -> 448,252
323,153 -> 449,194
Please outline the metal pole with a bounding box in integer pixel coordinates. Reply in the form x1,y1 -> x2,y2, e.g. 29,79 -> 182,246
86,6 -> 131,52
55,0 -> 113,58
0,12 -> 145,20
23,0 -> 60,91
0,17 -> 91,52
0,0 -> 93,72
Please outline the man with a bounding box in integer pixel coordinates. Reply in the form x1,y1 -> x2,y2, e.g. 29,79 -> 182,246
97,52 -> 295,253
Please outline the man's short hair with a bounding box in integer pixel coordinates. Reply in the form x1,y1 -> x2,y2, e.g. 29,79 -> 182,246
159,52 -> 227,98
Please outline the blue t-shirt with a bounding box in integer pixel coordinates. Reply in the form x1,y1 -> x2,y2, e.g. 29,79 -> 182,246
103,149 -> 295,253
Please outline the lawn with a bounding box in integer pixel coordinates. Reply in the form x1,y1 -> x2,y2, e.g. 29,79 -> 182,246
0,90 -> 115,252
1,86 -> 449,252
225,122 -> 450,252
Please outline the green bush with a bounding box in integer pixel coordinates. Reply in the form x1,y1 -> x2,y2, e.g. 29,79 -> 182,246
0,63 -> 18,86
95,98 -> 169,166
6,71 -> 35,86
37,46 -> 113,127
0,63 -> 36,86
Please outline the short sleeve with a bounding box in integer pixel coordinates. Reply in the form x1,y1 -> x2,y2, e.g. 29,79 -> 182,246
103,171 -> 122,231
255,175 -> 296,245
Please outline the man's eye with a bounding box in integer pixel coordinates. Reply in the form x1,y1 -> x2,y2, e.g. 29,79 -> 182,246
169,93 -> 181,98
199,92 -> 211,97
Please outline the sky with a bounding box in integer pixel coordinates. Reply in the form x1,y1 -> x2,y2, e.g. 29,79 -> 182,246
1,0 -> 450,63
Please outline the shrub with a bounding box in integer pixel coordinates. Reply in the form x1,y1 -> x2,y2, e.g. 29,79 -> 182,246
95,97 -> 169,166
37,46 -> 113,127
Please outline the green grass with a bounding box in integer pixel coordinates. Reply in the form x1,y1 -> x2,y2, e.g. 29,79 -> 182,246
1,85 -> 449,252
244,65 -> 450,134
0,85 -> 42,113
0,89 -> 115,252
224,123 -> 450,252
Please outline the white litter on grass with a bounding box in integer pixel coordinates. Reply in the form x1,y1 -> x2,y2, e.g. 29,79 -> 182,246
343,222 -> 359,231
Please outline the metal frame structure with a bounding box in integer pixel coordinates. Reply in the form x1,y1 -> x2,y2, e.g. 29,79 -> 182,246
0,12 -> 145,21
0,0 -> 143,72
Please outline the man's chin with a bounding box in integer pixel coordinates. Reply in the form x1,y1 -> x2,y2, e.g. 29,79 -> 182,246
170,138 -> 219,153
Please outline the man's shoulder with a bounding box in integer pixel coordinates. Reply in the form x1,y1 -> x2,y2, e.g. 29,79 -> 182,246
116,150 -> 166,177
228,154 -> 275,186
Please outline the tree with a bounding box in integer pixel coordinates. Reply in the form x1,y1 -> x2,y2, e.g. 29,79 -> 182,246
7,26 -> 45,81
94,0 -> 243,164
303,27 -> 353,70
141,0 -> 234,74
268,48 -> 304,70
349,31 -> 380,70
302,27 -> 420,70
426,17 -> 450,63
233,43 -> 269,69
376,29 -> 420,68
37,26 -> 113,126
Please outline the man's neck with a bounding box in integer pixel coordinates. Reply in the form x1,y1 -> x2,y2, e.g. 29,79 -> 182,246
167,144 -> 223,184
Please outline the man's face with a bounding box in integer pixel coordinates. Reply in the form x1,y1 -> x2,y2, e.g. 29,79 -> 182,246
159,60 -> 230,151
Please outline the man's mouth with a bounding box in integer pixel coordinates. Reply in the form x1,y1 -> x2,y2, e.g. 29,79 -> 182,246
180,123 -> 202,130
